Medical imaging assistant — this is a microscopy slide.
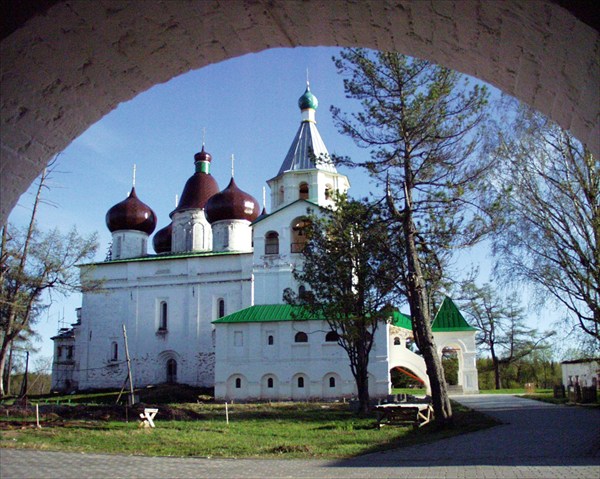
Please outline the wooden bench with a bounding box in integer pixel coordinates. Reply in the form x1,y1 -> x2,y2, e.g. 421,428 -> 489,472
374,403 -> 433,429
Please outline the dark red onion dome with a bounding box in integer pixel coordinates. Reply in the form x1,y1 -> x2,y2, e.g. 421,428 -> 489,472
153,222 -> 172,253
205,178 -> 260,224
172,146 -> 219,214
106,187 -> 157,235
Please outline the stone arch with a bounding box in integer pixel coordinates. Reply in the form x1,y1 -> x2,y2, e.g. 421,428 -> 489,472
157,350 -> 181,384
1,1 -> 598,224
435,337 -> 479,393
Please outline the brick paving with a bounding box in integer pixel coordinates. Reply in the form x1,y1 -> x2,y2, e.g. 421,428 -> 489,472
1,395 -> 599,479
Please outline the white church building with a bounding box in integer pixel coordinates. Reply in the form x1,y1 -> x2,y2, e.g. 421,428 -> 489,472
51,84 -> 479,400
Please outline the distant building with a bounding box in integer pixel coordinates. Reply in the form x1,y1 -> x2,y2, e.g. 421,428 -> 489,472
51,83 -> 478,399
561,358 -> 600,388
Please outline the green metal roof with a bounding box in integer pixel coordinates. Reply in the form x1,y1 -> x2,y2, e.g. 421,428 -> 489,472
391,311 -> 412,330
213,299 -> 475,332
431,297 -> 476,331
86,250 -> 249,267
213,304 -> 321,324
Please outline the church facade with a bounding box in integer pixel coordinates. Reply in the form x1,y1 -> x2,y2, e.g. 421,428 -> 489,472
51,85 -> 479,399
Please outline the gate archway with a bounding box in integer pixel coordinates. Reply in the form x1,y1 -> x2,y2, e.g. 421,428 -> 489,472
1,1 -> 598,224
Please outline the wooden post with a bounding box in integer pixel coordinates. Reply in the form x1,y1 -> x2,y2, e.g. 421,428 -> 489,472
122,324 -> 135,405
225,402 -> 229,425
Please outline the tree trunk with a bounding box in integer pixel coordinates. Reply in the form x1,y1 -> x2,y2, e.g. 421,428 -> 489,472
492,355 -> 501,390
401,188 -> 453,426
354,345 -> 371,415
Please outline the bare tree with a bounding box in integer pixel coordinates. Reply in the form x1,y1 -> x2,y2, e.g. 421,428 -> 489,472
0,164 -> 99,396
491,104 -> 599,343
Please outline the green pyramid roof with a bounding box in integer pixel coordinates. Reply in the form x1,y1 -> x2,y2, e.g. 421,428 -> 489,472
431,297 -> 476,331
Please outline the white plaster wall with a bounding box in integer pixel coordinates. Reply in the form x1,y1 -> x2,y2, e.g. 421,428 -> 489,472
212,219 -> 253,252
214,319 -> 391,401
562,361 -> 600,387
435,331 -> 479,393
73,252 -> 253,390
171,209 -> 212,252
111,230 -> 149,260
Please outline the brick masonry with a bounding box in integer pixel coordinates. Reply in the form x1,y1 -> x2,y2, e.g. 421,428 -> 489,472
1,0 -> 598,224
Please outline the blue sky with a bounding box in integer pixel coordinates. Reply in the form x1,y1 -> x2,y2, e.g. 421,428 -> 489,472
10,46 -> 541,366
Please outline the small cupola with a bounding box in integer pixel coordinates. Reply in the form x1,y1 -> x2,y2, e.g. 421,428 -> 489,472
153,222 -> 173,254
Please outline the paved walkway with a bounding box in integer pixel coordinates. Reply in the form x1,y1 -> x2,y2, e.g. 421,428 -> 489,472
1,395 -> 599,478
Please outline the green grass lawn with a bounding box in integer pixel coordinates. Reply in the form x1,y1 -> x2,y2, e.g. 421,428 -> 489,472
0,400 -> 498,459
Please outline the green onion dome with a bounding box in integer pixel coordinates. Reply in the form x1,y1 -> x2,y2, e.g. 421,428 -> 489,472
298,83 -> 318,110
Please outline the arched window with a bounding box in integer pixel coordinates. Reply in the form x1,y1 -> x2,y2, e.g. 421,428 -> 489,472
279,186 -> 285,205
291,218 -> 310,253
218,298 -> 225,318
265,231 -> 279,255
159,301 -> 168,331
393,336 -> 401,345
325,184 -> 333,200
267,335 -> 274,345
111,342 -> 118,361
325,331 -> 339,342
166,358 -> 177,384
329,377 -> 336,388
267,377 -> 274,388
299,285 -> 306,297
297,376 -> 304,388
235,377 -> 241,389
294,331 -> 308,343
299,182 -> 309,200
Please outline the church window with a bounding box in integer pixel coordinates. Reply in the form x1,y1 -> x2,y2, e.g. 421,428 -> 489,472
329,377 -> 336,388
159,301 -> 168,331
267,377 -> 274,388
267,335 -> 274,345
67,346 -> 74,359
299,182 -> 309,200
115,236 -> 122,258
297,376 -> 304,388
299,285 -> 306,298
325,331 -> 339,342
393,336 -> 401,345
265,232 -> 279,255
279,186 -> 285,205
218,298 -> 225,318
234,331 -> 243,347
111,342 -> 118,361
235,377 -> 241,389
291,218 -> 310,253
166,358 -> 177,384
295,331 -> 308,343
325,184 -> 333,200
57,346 -> 62,358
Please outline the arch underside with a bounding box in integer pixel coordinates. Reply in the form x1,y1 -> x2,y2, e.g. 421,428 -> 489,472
1,0 -> 598,224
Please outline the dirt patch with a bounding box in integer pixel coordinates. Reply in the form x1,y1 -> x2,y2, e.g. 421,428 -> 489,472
0,402 -> 205,426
